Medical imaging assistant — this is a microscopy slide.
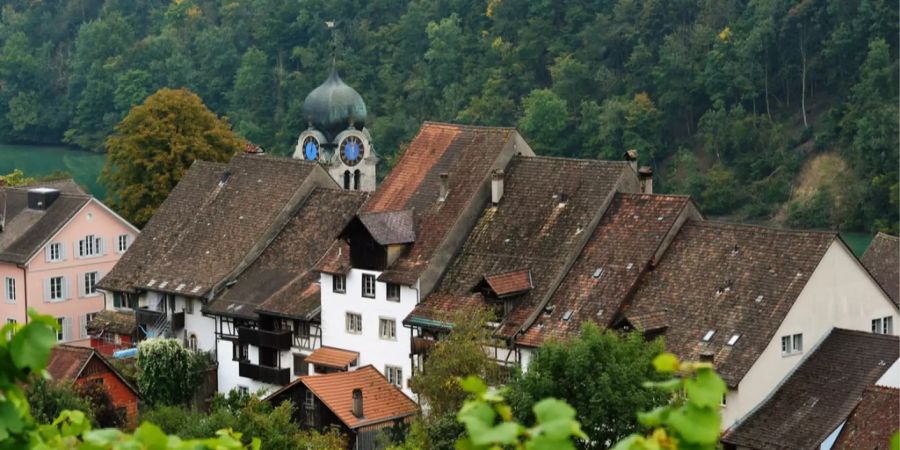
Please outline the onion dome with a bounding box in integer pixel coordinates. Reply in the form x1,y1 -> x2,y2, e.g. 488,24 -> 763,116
301,69 -> 367,140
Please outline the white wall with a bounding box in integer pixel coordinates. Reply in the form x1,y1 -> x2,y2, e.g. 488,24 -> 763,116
724,241 -> 899,429
180,297 -> 216,352
320,270 -> 418,397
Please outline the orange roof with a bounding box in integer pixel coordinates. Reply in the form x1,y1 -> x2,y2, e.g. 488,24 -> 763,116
46,344 -> 94,380
484,269 -> 533,297
305,346 -> 359,369
300,366 -> 418,429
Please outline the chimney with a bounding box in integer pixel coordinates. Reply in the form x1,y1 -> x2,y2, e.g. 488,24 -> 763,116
351,388 -> 363,418
27,188 -> 60,211
243,142 -> 265,154
491,169 -> 504,206
699,351 -> 715,364
438,173 -> 449,202
638,166 -> 653,194
623,149 -> 638,173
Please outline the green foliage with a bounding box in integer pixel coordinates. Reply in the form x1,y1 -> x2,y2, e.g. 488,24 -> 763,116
101,87 -> 243,227
409,307 -> 503,416
519,89 -> 570,156
612,353 -> 726,450
456,376 -> 587,450
507,324 -> 668,448
136,338 -> 206,407
0,309 -> 260,449
26,379 -> 95,427
787,187 -> 835,229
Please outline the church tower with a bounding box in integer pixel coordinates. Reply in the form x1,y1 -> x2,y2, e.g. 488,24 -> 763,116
292,66 -> 378,191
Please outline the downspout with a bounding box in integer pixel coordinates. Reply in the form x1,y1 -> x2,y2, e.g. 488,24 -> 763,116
20,266 -> 28,324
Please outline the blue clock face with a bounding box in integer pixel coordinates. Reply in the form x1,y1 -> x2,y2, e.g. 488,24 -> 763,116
303,139 -> 319,160
340,136 -> 364,166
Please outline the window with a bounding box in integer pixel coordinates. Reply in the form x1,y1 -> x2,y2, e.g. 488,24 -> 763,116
5,277 -> 15,303
113,292 -> 136,309
721,394 -> 727,407
77,235 -> 103,258
183,298 -> 193,314
56,317 -> 67,342
237,386 -> 249,395
333,275 -> 346,294
872,317 -> 893,335
6,318 -> 16,340
727,334 -> 741,346
346,312 -> 362,334
47,242 -> 64,262
362,274 -> 376,298
379,318 -> 396,340
701,330 -> 715,342
781,333 -> 803,356
117,234 -> 130,253
233,342 -> 249,361
386,283 -> 401,302
48,276 -> 66,301
385,365 -> 403,387
81,312 -> 97,338
83,272 -> 98,296
188,334 -> 198,352
293,354 -> 308,376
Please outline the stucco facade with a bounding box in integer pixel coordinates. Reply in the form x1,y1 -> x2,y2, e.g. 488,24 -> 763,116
0,199 -> 137,343
722,241 -> 899,429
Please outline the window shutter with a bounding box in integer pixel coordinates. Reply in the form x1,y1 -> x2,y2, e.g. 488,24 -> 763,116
74,241 -> 81,259
63,277 -> 70,300
59,244 -> 66,261
43,279 -> 50,302
98,237 -> 106,255
45,245 -> 51,262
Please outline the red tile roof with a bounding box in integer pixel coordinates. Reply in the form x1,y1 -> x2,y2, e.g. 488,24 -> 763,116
832,386 -> 899,449
46,345 -> 94,380
484,269 -> 533,297
305,346 -> 359,369
286,366 -> 418,429
860,233 -> 899,307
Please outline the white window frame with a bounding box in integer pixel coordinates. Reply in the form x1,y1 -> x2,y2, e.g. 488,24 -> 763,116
81,312 -> 97,339
362,274 -> 376,298
385,365 -> 403,387
116,234 -> 130,253
183,297 -> 193,314
47,242 -> 64,262
4,277 -> 15,303
82,272 -> 99,297
333,274 -> 346,294
56,317 -> 69,342
77,234 -> 103,259
872,316 -> 893,335
345,312 -> 362,334
48,276 -> 67,302
379,317 -> 397,341
781,333 -> 803,356
386,283 -> 401,302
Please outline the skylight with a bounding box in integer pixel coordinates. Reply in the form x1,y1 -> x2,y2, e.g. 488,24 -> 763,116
702,330 -> 715,342
562,310 -> 574,321
727,334 -> 741,346
592,268 -> 604,279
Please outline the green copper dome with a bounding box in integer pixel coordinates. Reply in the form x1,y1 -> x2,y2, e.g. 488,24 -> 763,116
301,69 -> 367,140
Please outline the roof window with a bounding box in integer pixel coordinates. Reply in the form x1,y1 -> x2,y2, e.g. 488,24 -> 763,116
727,334 -> 741,346
702,330 -> 716,342
755,295 -> 764,303
562,310 -> 574,321
592,268 -> 604,279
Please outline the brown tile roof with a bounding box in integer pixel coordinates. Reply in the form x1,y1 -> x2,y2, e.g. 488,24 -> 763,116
362,122 -> 519,286
99,154 -> 323,297
484,269 -> 533,297
723,329 -> 899,450
358,210 -> 415,245
46,344 -> 95,380
204,188 -> 367,320
270,366 -> 418,429
406,156 -> 633,336
0,186 -> 91,264
860,233 -> 899,307
517,194 -> 695,347
85,310 -> 136,336
831,386 -> 899,450
623,220 -> 837,387
305,346 -> 359,369
314,240 -> 352,275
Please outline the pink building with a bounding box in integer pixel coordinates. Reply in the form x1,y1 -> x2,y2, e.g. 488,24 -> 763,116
0,180 -> 137,344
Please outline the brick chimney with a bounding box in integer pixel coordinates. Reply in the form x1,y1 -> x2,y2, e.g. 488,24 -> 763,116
351,388 -> 363,418
638,166 -> 653,194
491,169 -> 504,206
438,173 -> 449,202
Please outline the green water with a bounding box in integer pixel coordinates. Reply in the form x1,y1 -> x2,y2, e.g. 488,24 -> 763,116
841,232 -> 873,257
0,144 -> 106,198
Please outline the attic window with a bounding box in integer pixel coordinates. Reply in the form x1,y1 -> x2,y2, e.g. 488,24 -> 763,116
730,245 -> 739,256
218,171 -> 231,187
558,193 -> 569,207
755,295 -> 764,303
562,310 -> 574,321
543,305 -> 555,315
592,268 -> 604,279
626,263 -> 634,270
702,330 -> 716,342
727,334 -> 741,346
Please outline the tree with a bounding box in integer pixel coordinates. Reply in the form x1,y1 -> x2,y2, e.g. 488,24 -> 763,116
26,379 -> 95,426
136,338 -> 206,407
101,88 -> 244,227
506,324 -> 667,448
518,89 -> 569,156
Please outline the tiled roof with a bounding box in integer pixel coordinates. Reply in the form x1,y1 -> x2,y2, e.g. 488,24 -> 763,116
85,310 -> 136,336
362,122 -> 519,286
517,194 -> 695,347
406,292 -> 487,328
407,156 -> 633,336
305,346 -> 359,369
0,186 -> 91,264
99,154 -> 322,297
860,233 -> 899,307
46,344 -> 95,380
205,188 -> 367,320
831,386 -> 899,449
270,366 -> 418,429
314,240 -> 352,275
484,269 -> 533,297
723,329 -> 899,450
358,210 -> 415,245
623,221 -> 837,387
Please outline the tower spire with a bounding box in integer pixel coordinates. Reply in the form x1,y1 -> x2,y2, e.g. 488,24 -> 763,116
326,20 -> 337,73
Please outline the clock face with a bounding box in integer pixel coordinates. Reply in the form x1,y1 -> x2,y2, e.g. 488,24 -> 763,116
340,136 -> 364,166
302,136 -> 319,161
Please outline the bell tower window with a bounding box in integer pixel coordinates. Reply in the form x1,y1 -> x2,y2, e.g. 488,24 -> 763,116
353,170 -> 361,190
343,171 -> 351,190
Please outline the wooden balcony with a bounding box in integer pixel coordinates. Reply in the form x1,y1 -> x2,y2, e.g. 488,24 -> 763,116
238,362 -> 290,385
237,327 -> 292,350
411,336 -> 437,355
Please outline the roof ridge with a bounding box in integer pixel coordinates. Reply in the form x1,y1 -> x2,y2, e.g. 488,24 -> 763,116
422,121 -> 517,131
831,327 -> 900,341
689,219 -> 839,236
618,192 -> 693,200
866,384 -> 900,393
515,154 -> 629,165
874,232 -> 899,241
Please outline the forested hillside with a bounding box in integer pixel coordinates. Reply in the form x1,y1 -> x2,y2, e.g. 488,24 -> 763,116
0,0 -> 896,232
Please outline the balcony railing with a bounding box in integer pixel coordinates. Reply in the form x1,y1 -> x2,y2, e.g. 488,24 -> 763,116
238,362 -> 290,385
237,327 -> 292,350
411,336 -> 436,355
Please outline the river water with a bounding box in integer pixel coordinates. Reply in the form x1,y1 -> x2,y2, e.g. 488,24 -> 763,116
0,143 -> 106,198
